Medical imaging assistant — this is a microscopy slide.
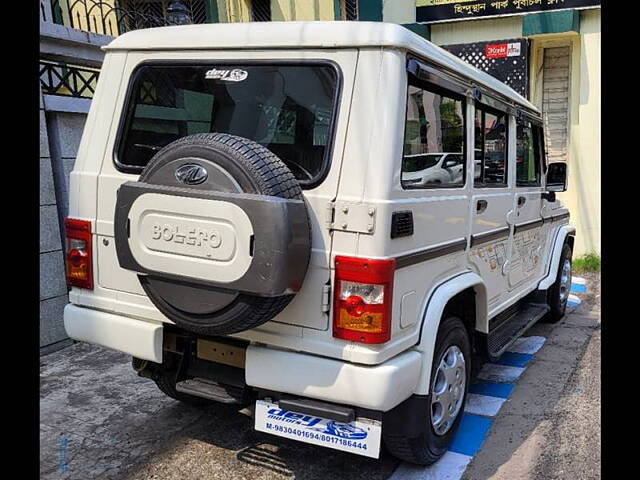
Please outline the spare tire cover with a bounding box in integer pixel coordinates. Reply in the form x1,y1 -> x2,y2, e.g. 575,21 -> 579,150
120,133 -> 310,336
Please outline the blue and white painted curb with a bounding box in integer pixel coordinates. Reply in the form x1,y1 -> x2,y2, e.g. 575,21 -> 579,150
389,277 -> 588,480
567,276 -> 587,310
389,336 -> 546,480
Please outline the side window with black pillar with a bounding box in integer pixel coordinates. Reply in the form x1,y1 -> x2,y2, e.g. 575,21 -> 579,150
474,105 -> 508,187
516,119 -> 542,187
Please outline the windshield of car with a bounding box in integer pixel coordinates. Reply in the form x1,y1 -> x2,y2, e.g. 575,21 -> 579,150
402,154 -> 443,173
116,63 -> 339,187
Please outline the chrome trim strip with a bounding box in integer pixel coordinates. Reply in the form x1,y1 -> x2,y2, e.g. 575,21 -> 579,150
395,238 -> 467,269
514,218 -> 543,234
470,226 -> 510,248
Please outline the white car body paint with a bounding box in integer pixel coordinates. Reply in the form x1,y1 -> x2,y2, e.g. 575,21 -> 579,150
64,22 -> 573,413
401,153 -> 464,187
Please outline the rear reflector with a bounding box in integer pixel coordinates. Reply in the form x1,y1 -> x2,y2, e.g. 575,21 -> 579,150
64,218 -> 93,290
333,256 -> 395,344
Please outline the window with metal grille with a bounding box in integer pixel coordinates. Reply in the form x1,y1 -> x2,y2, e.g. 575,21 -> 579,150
48,0 -> 210,35
251,0 -> 271,22
118,1 -> 208,26
341,0 -> 358,20
541,46 -> 570,163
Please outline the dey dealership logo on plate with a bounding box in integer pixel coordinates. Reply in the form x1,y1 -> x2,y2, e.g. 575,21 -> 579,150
254,400 -> 382,458
485,42 -> 521,59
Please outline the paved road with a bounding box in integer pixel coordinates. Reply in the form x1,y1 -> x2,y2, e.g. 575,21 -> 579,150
462,311 -> 600,479
40,294 -> 600,479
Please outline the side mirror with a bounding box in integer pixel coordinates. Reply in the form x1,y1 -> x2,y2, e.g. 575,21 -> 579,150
546,162 -> 567,192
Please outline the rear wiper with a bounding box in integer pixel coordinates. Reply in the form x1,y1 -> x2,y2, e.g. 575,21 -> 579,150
133,143 -> 162,151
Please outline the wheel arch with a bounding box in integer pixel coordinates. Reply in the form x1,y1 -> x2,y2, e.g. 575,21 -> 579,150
538,225 -> 576,290
412,271 -> 487,395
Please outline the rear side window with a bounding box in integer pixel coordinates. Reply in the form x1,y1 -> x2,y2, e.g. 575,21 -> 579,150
116,63 -> 339,187
516,119 -> 543,187
474,107 -> 508,187
402,80 -> 466,189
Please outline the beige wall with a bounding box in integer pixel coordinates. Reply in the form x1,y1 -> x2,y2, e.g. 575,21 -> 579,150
570,9 -> 600,255
271,0 -> 335,21
383,0 -> 416,24
217,0 -> 251,22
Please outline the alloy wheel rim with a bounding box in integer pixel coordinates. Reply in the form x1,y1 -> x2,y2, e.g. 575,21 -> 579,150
430,345 -> 466,436
559,258 -> 572,304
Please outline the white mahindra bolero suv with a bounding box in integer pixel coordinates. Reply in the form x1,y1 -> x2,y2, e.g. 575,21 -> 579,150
63,22 -> 574,465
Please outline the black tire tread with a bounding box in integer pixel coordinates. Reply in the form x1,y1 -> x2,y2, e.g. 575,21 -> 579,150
163,133 -> 302,200
138,133 -> 309,336
383,316 -> 471,465
543,242 -> 573,323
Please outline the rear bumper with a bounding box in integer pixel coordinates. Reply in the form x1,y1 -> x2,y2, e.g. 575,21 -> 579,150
64,304 -> 163,362
246,345 -> 422,411
64,304 -> 422,411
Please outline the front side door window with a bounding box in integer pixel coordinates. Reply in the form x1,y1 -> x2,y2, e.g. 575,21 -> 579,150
516,120 -> 542,187
474,107 -> 508,187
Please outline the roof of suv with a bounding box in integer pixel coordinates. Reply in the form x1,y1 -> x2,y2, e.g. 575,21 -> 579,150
105,21 -> 538,113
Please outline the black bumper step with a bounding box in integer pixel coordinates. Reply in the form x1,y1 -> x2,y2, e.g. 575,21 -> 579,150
487,303 -> 549,360
278,397 -> 355,423
176,378 -> 244,404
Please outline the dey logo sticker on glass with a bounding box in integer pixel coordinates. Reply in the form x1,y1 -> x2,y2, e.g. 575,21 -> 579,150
205,68 -> 248,82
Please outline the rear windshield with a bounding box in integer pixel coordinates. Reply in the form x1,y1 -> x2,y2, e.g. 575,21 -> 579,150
116,63 -> 340,187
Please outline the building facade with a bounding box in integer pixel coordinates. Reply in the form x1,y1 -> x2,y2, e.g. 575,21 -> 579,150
39,0 -> 600,352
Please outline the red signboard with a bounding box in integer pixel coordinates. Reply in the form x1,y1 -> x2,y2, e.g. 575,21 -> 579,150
485,42 -> 522,59
486,43 -> 508,59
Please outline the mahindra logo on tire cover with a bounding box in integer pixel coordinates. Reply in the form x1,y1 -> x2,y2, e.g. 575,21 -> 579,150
175,164 -> 208,185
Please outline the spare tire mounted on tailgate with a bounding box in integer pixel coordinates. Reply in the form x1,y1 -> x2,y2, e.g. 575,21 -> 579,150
113,133 -> 311,335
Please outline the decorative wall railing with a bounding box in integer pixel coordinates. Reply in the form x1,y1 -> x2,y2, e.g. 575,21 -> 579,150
40,61 -> 101,99
250,0 -> 271,22
41,0 -> 208,37
341,0 -> 358,21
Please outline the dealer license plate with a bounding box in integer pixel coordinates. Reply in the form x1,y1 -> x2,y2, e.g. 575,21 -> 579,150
254,400 -> 382,458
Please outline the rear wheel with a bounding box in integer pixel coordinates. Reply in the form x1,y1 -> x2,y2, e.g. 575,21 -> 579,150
383,316 -> 471,465
543,242 -> 573,323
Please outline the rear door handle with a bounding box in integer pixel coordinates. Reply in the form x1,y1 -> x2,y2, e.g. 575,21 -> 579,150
476,199 -> 488,214
517,196 -> 526,207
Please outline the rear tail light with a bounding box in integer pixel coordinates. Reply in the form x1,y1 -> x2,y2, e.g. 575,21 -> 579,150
333,256 -> 395,344
64,218 -> 93,290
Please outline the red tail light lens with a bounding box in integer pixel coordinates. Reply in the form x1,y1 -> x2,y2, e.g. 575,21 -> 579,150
64,218 -> 93,290
333,256 -> 395,344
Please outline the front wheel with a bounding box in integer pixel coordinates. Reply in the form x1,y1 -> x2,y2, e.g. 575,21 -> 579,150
543,242 -> 573,323
383,316 -> 471,465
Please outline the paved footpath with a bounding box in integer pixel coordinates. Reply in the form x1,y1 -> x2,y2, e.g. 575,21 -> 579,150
40,278 -> 599,480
